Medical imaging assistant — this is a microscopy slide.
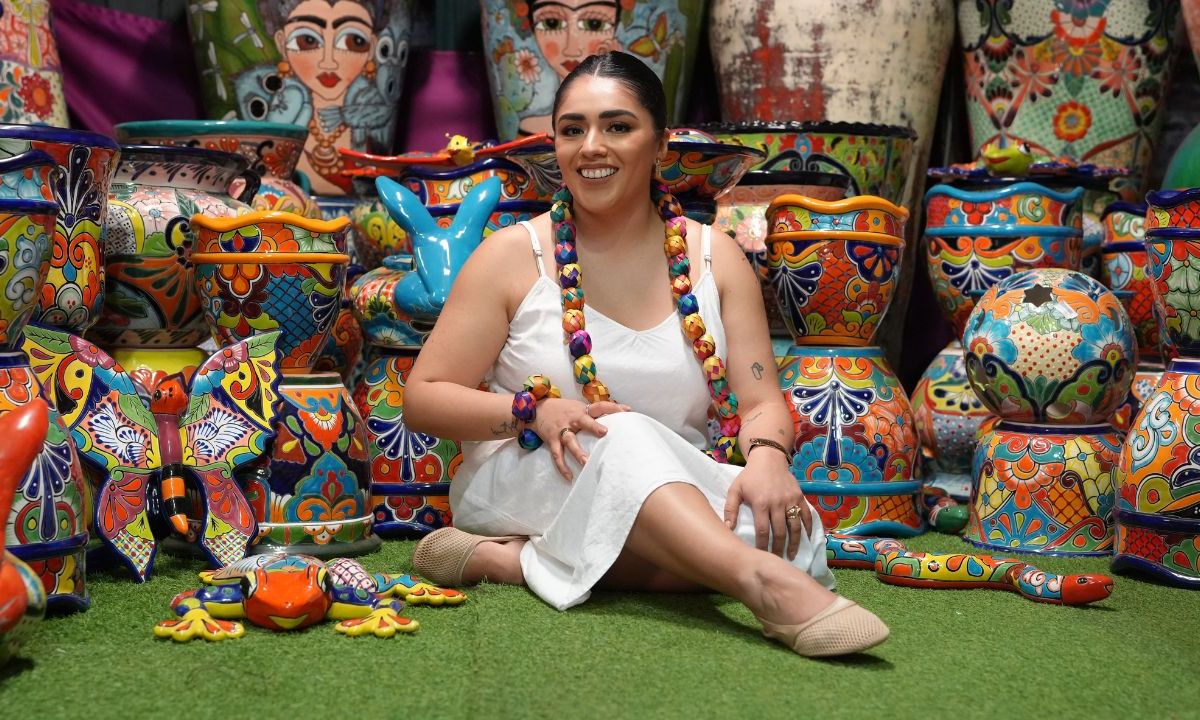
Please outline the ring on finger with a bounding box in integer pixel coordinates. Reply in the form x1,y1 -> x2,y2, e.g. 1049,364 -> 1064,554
785,504 -> 803,521
558,427 -> 574,441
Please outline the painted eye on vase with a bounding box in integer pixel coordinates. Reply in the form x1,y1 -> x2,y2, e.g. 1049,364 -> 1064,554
577,15 -> 615,34
285,28 -> 322,52
335,27 -> 371,53
533,13 -> 566,33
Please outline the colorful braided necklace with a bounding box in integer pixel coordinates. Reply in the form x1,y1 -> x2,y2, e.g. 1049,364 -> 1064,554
546,183 -> 744,464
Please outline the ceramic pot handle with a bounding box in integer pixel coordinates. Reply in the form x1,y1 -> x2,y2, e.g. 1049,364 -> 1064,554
232,169 -> 262,205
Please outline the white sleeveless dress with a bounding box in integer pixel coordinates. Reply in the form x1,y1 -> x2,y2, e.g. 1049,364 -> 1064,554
451,222 -> 835,610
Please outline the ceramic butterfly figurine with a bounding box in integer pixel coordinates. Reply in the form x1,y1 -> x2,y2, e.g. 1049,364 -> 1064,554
22,326 -> 284,581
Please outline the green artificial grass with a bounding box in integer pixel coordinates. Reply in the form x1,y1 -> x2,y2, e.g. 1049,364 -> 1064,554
3,535 -> 1199,720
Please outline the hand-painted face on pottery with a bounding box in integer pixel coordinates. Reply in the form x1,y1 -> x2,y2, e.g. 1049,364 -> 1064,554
531,0 -> 620,81
553,75 -> 664,218
275,0 -> 375,104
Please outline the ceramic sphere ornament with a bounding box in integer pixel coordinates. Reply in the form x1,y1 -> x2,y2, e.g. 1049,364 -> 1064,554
962,268 -> 1136,425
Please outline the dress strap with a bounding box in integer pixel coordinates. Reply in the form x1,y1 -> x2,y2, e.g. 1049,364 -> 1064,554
519,220 -> 547,277
701,224 -> 713,272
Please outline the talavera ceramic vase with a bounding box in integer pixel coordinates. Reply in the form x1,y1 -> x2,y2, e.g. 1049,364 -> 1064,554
92,145 -> 258,363
0,125 -> 120,333
114,120 -> 318,218
958,0 -> 1182,182
910,342 -> 992,501
0,0 -> 67,125
1100,201 -> 1159,361
0,197 -> 89,611
186,0 -> 412,196
1145,189 -> 1200,357
778,345 -> 922,537
191,211 -> 378,557
480,0 -> 704,139
764,195 -> 908,346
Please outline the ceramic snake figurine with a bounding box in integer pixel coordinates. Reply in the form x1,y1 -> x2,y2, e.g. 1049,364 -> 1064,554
826,535 -> 1114,605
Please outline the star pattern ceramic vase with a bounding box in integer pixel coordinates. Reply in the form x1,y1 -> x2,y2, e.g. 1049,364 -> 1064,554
959,0 -> 1181,182
1100,201 -> 1159,360
362,348 -> 457,536
186,0 -> 411,196
0,0 -> 67,125
0,125 -> 120,333
480,0 -> 704,139
764,195 -> 908,346
114,120 -> 318,218
92,145 -> 257,352
968,421 -> 1120,555
911,341 -> 993,501
1113,358 -> 1200,586
700,122 -> 915,205
778,345 -> 922,537
707,0 -> 954,189
924,182 -> 1084,336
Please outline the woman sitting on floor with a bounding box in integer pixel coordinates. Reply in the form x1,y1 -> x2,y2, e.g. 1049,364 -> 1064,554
403,50 -> 889,658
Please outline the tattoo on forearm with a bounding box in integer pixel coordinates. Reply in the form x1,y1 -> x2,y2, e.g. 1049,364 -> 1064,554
751,361 -> 764,380
743,409 -> 764,426
491,418 -> 517,436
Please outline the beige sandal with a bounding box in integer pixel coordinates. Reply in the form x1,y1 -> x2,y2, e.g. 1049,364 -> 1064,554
757,596 -> 890,657
412,527 -> 523,587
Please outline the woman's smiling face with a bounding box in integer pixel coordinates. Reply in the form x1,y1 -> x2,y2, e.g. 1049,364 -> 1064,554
553,74 -> 664,216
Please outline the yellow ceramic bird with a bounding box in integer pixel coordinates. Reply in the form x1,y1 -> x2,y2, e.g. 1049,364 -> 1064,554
445,134 -> 478,166
981,140 -> 1034,176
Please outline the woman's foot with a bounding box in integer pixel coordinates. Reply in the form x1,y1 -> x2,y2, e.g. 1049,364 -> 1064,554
758,597 -> 890,657
412,528 -> 526,587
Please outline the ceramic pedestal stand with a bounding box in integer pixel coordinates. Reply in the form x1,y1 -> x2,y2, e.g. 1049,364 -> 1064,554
962,269 -> 1135,556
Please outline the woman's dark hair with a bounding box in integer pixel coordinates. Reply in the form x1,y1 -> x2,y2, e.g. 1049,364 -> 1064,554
551,51 -> 667,136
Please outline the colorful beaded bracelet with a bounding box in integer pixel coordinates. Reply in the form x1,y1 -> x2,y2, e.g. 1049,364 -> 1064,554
513,374 -> 561,450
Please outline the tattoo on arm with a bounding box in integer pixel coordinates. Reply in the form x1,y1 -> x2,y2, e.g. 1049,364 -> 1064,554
751,362 -> 764,380
491,418 -> 517,437
742,409 -> 764,427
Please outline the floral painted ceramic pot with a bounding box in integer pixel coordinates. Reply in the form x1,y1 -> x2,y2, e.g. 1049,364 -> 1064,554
1144,189 -> 1200,358
0,147 -> 55,202
349,189 -> 407,270
764,195 -> 907,346
186,0 -> 411,196
114,120 -> 318,218
0,125 -> 120,333
1112,357 -> 1200,586
700,122 -> 916,205
191,212 -> 351,372
924,182 -> 1084,335
1146,187 -> 1200,231
242,372 -> 378,557
1,352 -> 88,612
1110,360 -> 1165,433
312,265 -> 365,385
93,146 -> 258,350
963,268 -> 1136,425
707,1 -> 953,189
0,198 -> 53,348
968,421 -> 1119,555
363,348 -> 458,536
1099,201 -> 1159,361
911,341 -> 993,502
351,254 -> 427,349
0,0 -> 67,125
959,0 -> 1181,182
778,345 -> 921,537
481,0 -> 704,139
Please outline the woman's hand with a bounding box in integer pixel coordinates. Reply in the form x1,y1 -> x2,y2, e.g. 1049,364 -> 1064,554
723,452 -> 813,560
529,398 -> 631,481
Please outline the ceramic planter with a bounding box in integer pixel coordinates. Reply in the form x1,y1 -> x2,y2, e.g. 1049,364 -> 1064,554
1100,201 -> 1159,361
352,254 -> 427,349
242,372 -> 378,557
0,198 -> 53,348
363,348 -> 458,536
1113,357 -> 1200,587
963,268 -> 1136,425
764,195 -> 907,346
700,122 -> 916,206
911,341 -> 992,501
708,0 -> 954,185
186,0 -> 411,196
1110,361 -> 1166,433
0,0 -> 67,125
1144,189 -> 1200,357
924,182 -> 1084,335
959,0 -> 1181,182
778,345 -> 921,537
93,145 -> 258,351
968,421 -> 1120,555
0,125 -> 120,333
114,120 -> 318,218
480,0 -> 704,139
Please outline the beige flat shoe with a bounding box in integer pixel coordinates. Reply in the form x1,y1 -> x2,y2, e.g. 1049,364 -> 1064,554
757,596 -> 890,657
412,527 -> 523,587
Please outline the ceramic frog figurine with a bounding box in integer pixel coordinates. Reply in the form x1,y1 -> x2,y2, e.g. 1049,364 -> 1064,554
153,554 -> 465,641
